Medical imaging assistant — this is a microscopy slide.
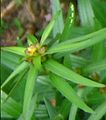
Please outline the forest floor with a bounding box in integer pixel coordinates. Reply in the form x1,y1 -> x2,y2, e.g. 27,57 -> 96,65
1,0 -> 69,46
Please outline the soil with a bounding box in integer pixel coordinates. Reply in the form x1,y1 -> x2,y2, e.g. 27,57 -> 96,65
0,0 -> 73,46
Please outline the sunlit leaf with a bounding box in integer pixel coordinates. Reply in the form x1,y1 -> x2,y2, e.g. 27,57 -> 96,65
1,51 -> 21,70
27,34 -> 38,45
46,28 -> 106,54
44,59 -> 105,87
1,47 -> 26,56
69,88 -> 84,120
22,64 -> 38,120
33,55 -> 42,71
50,74 -> 94,113
26,93 -> 38,120
51,0 -> 64,38
78,0 -> 95,28
40,11 -> 60,45
61,3 -> 75,41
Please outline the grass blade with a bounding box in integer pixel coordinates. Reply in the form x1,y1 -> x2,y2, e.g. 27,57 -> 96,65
87,101 -> 106,120
50,74 -> 93,113
22,64 -> 38,120
1,61 -> 29,89
44,59 -> 105,87
46,28 -> 106,54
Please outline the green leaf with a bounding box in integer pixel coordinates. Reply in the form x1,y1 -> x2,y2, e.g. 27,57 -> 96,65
60,3 -> 75,41
69,88 -> 84,120
1,91 -> 22,118
60,99 -> 71,120
78,0 -> 95,28
40,11 -> 60,46
44,98 -> 57,120
91,0 -> 106,27
4,69 -> 27,102
1,61 -> 29,89
13,18 -> 24,36
1,64 -> 12,85
22,64 -> 38,120
1,51 -> 21,70
92,41 -> 105,62
51,0 -> 64,38
46,28 -> 106,54
33,55 -> 42,71
54,114 -> 64,120
44,59 -> 105,87
27,34 -> 38,45
84,88 -> 106,105
1,47 -> 26,56
35,104 -> 49,119
50,74 -> 94,113
87,101 -> 106,120
84,59 -> 106,73
26,93 -> 38,120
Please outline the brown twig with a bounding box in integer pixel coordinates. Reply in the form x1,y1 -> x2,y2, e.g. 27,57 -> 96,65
1,1 -> 17,19
24,0 -> 36,22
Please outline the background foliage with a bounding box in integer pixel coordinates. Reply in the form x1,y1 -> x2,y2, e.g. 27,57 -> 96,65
1,0 -> 106,120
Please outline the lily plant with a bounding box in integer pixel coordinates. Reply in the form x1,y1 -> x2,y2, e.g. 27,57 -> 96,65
1,4 -> 106,120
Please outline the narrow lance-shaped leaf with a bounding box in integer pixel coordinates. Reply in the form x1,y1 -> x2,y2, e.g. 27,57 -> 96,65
60,3 -> 75,41
4,69 -> 28,102
50,74 -> 94,113
1,47 -> 26,56
26,93 -> 38,120
51,0 -> 64,38
40,11 -> 60,46
1,91 -> 22,118
69,88 -> 84,120
91,0 -> 106,27
1,61 -> 29,89
44,59 -> 105,87
27,34 -> 38,45
78,0 -> 95,27
46,28 -> 106,54
33,55 -> 42,71
60,99 -> 71,119
22,64 -> 38,120
1,51 -> 21,70
84,59 -> 106,73
44,98 -> 57,120
92,42 -> 105,63
88,101 -> 106,120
